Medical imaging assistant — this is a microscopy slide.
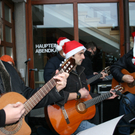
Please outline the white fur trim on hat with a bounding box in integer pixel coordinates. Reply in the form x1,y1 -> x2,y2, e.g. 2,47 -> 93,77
56,39 -> 70,51
65,46 -> 86,59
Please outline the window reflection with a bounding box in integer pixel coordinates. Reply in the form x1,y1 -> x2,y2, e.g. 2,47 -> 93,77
0,46 -> 4,57
5,26 -> 12,43
32,4 -> 74,87
129,2 -> 135,49
6,47 -> 13,58
4,4 -> 11,23
78,3 -> 120,72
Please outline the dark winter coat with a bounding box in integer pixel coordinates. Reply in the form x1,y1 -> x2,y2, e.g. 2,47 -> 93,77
110,49 -> 135,82
81,50 -> 94,79
62,65 -> 88,103
44,52 -> 64,82
0,61 -> 64,127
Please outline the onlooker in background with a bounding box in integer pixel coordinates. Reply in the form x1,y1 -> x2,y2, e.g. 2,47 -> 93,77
44,37 -> 70,82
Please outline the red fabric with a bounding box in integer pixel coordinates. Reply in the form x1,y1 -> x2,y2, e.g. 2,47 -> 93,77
132,32 -> 135,41
0,55 -> 15,65
57,37 -> 67,45
62,40 -> 84,54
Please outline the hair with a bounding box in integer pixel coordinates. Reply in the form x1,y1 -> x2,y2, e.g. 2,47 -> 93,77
85,41 -> 97,50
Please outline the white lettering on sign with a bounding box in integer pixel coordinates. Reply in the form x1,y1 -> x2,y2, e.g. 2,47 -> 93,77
35,43 -> 58,53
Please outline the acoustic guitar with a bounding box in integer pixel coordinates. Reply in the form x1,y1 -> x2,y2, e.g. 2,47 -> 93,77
86,66 -> 110,85
112,69 -> 135,94
86,66 -> 110,91
45,85 -> 123,135
0,57 -> 75,135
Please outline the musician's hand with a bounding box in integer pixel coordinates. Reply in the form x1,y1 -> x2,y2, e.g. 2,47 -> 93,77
3,102 -> 25,124
100,71 -> 108,79
79,87 -> 89,99
54,70 -> 69,92
93,72 -> 98,75
108,89 -> 118,99
122,74 -> 134,83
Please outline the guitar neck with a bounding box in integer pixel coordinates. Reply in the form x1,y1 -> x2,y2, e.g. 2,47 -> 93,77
86,73 -> 102,84
84,92 -> 112,109
23,77 -> 56,116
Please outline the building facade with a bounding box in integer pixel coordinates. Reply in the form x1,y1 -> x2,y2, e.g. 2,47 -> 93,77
0,0 -> 135,89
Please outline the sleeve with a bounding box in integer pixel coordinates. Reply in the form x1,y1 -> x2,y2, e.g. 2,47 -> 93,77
0,109 -> 6,127
110,53 -> 128,82
81,57 -> 93,78
44,59 -> 56,82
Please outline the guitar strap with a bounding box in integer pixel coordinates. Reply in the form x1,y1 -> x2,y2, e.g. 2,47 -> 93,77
0,60 -> 11,93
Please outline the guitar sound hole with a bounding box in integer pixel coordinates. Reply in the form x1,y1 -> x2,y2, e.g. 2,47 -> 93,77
128,80 -> 135,88
76,102 -> 87,114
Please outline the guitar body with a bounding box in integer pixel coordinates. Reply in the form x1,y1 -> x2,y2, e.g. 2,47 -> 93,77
112,69 -> 135,94
45,94 -> 96,135
0,92 -> 31,135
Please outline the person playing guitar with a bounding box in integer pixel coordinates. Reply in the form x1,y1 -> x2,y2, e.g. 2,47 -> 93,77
110,32 -> 135,135
45,38 -> 117,135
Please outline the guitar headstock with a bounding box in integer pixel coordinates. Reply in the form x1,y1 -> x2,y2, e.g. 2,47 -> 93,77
114,85 -> 124,93
60,57 -> 75,73
103,66 -> 110,74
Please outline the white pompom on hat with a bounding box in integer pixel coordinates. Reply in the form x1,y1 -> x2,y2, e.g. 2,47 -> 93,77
62,40 -> 86,59
56,37 -> 70,51
132,32 -> 135,65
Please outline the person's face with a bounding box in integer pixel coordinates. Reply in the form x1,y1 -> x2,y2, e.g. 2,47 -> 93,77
88,47 -> 97,56
72,49 -> 85,66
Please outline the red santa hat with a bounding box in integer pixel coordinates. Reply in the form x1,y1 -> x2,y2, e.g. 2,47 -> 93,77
62,40 -> 86,59
56,37 -> 70,51
132,32 -> 135,65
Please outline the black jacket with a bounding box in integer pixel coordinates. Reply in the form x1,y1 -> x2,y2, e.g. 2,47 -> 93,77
0,61 -> 64,127
44,53 -> 64,82
62,65 -> 88,104
81,50 -> 93,79
110,49 -> 135,82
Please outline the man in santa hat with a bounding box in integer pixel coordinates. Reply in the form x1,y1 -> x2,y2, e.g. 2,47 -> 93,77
110,32 -> 135,135
59,39 -> 117,134
44,37 -> 70,82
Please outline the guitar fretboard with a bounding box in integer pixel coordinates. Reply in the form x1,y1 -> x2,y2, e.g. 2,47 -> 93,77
86,73 -> 102,84
84,92 -> 112,109
23,77 -> 56,116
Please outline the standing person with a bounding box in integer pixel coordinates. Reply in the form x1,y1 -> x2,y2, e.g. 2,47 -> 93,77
57,38 -> 117,134
0,17 -> 69,128
44,37 -> 70,82
81,41 -> 108,94
81,41 -> 108,80
110,32 -> 135,135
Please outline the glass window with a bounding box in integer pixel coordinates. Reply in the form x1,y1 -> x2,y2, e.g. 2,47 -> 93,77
6,47 -> 13,57
129,2 -> 135,49
0,46 -> 4,56
78,3 -> 120,72
32,4 -> 74,87
4,4 -> 11,23
5,26 -> 12,43
0,2 -> 2,18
